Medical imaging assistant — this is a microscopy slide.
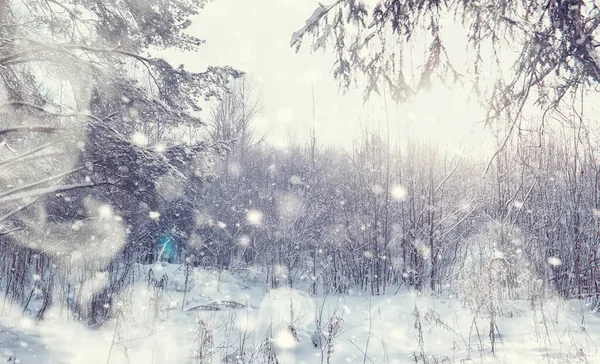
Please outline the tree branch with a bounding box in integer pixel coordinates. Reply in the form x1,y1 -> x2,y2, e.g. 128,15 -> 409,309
0,125 -> 57,137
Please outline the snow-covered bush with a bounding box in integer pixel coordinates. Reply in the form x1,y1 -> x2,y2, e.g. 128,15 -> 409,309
452,222 -> 538,314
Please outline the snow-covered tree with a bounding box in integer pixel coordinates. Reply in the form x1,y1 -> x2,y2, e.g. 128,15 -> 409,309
0,0 -> 240,323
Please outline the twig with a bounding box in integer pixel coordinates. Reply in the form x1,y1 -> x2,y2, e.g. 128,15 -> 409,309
106,310 -> 121,364
348,339 -> 375,364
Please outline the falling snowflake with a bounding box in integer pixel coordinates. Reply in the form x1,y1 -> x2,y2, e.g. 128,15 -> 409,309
70,250 -> 83,263
246,210 -> 263,225
274,264 -> 288,278
274,329 -> 297,349
412,239 -> 431,259
229,162 -> 242,177
154,143 -> 167,153
195,211 -> 214,226
98,205 -> 113,219
278,193 -> 302,221
459,200 -> 471,212
131,132 -> 148,147
391,185 -> 407,200
149,211 -> 161,221
493,251 -> 505,259
71,221 -> 84,231
238,236 -> 251,247
548,257 -> 562,266
372,184 -> 384,195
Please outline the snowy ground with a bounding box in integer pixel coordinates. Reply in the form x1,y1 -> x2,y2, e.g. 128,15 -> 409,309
0,263 -> 598,363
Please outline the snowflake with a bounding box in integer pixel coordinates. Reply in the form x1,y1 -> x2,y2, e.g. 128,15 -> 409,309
274,329 -> 297,349
548,257 -> 562,266
246,210 -> 263,225
131,132 -> 148,147
238,236 -> 250,247
372,184 -> 384,195
98,204 -> 113,219
391,184 -> 407,200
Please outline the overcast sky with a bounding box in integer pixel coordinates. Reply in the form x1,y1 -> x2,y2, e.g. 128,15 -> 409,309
157,0 -> 491,153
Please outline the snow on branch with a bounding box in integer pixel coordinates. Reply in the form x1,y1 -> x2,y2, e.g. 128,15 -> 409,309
0,181 -> 105,204
290,1 -> 342,51
0,125 -> 57,137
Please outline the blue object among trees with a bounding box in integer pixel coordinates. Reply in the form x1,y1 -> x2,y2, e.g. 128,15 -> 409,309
157,232 -> 179,263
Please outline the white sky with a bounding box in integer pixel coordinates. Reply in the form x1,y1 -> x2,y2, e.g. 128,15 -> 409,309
156,0 -> 492,154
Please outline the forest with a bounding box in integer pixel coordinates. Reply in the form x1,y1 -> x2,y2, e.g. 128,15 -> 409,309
0,0 -> 600,363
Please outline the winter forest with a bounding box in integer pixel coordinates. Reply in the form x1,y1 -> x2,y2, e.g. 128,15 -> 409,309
3,0 -> 600,363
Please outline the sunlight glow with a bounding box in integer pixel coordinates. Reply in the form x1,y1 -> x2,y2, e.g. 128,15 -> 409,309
400,86 -> 486,152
